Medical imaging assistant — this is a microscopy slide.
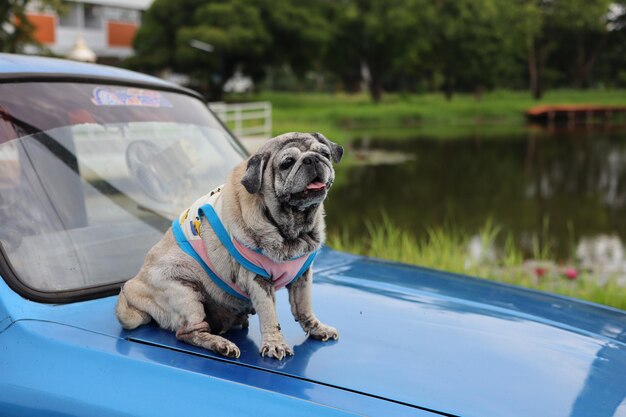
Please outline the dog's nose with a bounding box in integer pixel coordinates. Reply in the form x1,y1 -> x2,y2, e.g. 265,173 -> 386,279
302,155 -> 318,165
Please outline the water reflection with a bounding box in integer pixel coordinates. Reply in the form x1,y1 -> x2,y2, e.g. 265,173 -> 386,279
570,328 -> 626,417
326,130 -> 626,260
576,235 -> 626,286
464,231 -> 626,285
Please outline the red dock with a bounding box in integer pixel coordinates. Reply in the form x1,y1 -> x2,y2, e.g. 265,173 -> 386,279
526,104 -> 626,124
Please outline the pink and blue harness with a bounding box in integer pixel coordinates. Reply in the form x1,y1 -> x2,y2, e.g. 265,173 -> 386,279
172,186 -> 317,300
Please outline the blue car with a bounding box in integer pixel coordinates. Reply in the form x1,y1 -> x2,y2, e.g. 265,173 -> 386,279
0,54 -> 624,417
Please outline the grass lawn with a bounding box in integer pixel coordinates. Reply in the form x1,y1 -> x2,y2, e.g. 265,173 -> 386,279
230,89 -> 626,143
328,218 -> 626,311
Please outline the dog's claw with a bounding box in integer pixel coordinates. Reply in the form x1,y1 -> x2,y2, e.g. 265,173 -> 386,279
307,323 -> 339,342
260,339 -> 293,360
212,338 -> 240,358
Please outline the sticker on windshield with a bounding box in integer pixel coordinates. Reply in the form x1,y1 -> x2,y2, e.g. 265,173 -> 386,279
91,87 -> 173,108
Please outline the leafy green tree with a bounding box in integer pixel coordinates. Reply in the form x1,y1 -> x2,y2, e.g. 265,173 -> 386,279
595,2 -> 626,87
175,0 -> 271,99
129,0 -> 330,100
418,0 -> 520,100
256,0 -> 332,77
553,0 -> 614,88
518,0 -> 613,99
128,0 -> 625,99
327,0 -> 433,102
0,0 -> 63,52
327,0 -> 521,101
321,2 -> 364,93
127,0 -> 205,73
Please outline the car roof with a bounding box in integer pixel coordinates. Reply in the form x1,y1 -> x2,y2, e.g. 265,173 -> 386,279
0,53 -> 200,99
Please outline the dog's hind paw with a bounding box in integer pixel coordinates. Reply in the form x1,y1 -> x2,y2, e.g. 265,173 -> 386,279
212,339 -> 241,359
176,324 -> 241,359
260,338 -> 293,360
308,323 -> 339,342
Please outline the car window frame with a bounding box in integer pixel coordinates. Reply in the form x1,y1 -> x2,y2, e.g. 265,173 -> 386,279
0,75 -> 248,304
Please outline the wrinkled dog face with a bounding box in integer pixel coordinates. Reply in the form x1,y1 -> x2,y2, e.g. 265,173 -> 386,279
241,132 -> 343,210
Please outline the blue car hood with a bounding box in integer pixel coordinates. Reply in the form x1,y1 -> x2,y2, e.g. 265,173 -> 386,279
6,250 -> 626,417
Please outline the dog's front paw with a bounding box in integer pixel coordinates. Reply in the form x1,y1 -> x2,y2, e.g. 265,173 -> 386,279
307,322 -> 339,342
260,336 -> 293,360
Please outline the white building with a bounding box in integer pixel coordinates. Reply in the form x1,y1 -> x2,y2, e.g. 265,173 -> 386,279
25,0 -> 153,62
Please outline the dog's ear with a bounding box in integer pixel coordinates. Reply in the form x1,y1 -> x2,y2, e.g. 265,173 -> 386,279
241,152 -> 270,194
330,142 -> 344,164
311,132 -> 343,163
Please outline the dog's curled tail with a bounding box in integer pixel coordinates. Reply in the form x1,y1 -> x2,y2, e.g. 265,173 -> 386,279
116,283 -> 151,329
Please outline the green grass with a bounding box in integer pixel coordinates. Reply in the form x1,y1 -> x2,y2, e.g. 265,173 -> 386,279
327,216 -> 626,311
229,89 -> 626,143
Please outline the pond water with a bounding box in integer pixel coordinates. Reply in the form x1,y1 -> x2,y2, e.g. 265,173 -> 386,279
325,127 -> 626,262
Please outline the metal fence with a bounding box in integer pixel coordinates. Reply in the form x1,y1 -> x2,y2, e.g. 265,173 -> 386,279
208,101 -> 272,139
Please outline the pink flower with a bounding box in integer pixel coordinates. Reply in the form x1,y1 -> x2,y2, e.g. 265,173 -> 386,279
564,268 -> 578,280
534,267 -> 546,277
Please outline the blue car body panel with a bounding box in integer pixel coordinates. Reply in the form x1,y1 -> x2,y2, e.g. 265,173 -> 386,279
0,53 -> 170,86
1,320 -> 432,417
0,321 -> 359,417
2,248 -> 625,417
0,53 -> 196,97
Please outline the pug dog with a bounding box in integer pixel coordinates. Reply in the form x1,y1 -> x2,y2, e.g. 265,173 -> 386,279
116,132 -> 342,360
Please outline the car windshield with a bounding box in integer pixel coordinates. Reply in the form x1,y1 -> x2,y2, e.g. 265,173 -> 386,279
0,82 -> 244,294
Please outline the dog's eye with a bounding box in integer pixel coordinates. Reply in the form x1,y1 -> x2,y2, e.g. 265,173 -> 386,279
320,150 -> 331,159
280,158 -> 295,170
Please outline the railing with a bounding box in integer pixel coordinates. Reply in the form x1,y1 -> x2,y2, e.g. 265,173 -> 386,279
208,101 -> 272,139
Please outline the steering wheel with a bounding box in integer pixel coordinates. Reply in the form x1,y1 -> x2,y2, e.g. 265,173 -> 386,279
126,140 -> 178,203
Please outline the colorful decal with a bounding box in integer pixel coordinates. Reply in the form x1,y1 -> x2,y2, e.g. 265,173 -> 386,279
91,87 -> 172,108
179,208 -> 190,226
190,217 -> 202,237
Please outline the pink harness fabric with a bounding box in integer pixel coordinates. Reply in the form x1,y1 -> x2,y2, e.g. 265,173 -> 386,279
232,239 -> 312,291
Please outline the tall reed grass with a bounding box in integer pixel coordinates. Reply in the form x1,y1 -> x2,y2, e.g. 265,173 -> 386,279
327,216 -> 626,311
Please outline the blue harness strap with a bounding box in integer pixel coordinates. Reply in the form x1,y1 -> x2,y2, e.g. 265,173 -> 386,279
293,251 -> 318,283
172,202 -> 319,299
171,219 -> 249,300
199,204 -> 271,278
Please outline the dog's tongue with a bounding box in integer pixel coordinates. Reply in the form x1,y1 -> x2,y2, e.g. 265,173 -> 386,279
306,181 -> 326,190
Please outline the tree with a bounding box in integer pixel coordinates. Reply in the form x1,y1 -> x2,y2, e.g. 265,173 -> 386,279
327,0 -> 432,102
0,0 -> 63,52
518,0 -> 612,99
256,0 -> 332,77
326,0 -> 520,101
128,0 -> 624,99
595,2 -> 626,87
553,0 -> 613,88
418,0 -> 520,100
129,0 -> 330,100
175,0 -> 271,100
